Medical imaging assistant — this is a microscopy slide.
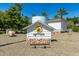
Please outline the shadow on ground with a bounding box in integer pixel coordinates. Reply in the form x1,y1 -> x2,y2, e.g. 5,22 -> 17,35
51,39 -> 58,42
0,38 -> 57,48
0,40 -> 26,47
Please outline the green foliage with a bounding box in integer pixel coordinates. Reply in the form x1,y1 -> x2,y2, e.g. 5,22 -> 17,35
66,17 -> 79,32
1,4 -> 79,34
16,30 -> 26,34
0,31 -> 3,34
0,3 -> 31,33
66,17 -> 79,30
55,8 -> 68,19
66,17 -> 79,24
72,26 -> 79,32
41,12 -> 48,17
32,13 -> 36,17
0,31 -> 5,34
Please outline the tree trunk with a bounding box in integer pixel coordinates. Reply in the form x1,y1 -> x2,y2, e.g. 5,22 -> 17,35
60,15 -> 63,20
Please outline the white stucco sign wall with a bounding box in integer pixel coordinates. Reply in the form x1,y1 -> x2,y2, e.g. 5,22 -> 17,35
23,16 -> 53,45
48,21 -> 67,32
48,22 -> 61,31
32,16 -> 46,23
27,28 -> 51,40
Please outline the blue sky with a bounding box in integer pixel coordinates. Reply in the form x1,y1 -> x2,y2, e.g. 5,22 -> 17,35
0,3 -> 79,19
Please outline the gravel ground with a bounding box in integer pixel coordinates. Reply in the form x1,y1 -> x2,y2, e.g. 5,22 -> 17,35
0,32 -> 79,56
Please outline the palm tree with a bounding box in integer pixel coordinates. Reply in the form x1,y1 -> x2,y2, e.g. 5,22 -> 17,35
32,13 -> 36,17
41,12 -> 48,17
41,11 -> 48,21
56,8 -> 68,19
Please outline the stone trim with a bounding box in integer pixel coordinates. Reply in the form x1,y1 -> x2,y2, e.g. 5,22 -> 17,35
29,39 -> 51,45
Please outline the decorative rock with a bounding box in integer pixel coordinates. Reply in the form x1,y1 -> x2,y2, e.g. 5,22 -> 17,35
8,31 -> 15,37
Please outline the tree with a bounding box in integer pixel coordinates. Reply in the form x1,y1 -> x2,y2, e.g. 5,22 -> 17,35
54,14 -> 60,19
15,3 -> 23,12
67,17 -> 79,25
32,13 -> 36,17
21,16 -> 31,27
0,3 -> 31,33
6,3 -> 23,30
73,17 -> 79,24
41,11 -> 49,21
55,8 -> 68,19
0,11 -> 4,30
0,11 -> 8,31
41,12 -> 48,17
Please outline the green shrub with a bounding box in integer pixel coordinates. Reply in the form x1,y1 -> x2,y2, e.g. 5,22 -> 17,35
19,30 -> 25,34
0,32 -> 3,34
72,26 -> 79,32
0,31 -> 5,34
16,30 -> 26,34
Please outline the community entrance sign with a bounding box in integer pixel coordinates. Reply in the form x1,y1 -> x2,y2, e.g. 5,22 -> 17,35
23,16 -> 54,48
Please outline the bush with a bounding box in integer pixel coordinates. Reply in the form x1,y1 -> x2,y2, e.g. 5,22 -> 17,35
0,32 -> 3,34
0,31 -> 5,34
16,30 -> 26,34
72,26 -> 79,32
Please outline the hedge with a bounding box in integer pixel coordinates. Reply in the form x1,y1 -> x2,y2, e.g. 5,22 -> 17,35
72,26 -> 79,32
